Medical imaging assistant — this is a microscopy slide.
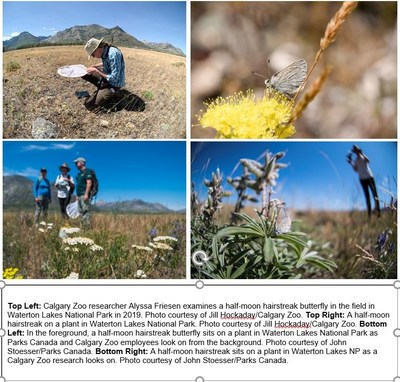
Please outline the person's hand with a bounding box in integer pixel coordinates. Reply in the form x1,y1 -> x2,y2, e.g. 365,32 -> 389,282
87,67 -> 99,75
83,194 -> 89,202
35,198 -> 39,203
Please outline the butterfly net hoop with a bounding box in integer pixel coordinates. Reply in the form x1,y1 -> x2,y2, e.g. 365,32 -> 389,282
66,201 -> 80,219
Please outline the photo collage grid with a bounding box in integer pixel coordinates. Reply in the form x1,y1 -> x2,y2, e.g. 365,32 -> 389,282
2,1 -> 397,281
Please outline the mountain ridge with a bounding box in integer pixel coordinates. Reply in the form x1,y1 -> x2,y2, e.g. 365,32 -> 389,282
3,175 -> 183,213
3,24 -> 185,57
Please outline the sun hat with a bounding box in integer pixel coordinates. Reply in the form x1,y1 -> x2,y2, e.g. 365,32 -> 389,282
84,38 -> 104,59
74,157 -> 86,164
59,163 -> 71,172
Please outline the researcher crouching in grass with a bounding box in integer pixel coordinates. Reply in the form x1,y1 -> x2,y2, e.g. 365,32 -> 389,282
82,38 -> 125,111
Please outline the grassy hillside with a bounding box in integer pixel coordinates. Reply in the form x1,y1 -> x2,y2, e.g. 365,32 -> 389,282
3,211 -> 186,279
4,46 -> 186,139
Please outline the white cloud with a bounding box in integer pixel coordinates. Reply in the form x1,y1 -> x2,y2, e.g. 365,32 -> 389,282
21,144 -> 49,152
42,27 -> 57,35
3,32 -> 20,41
4,167 -> 39,178
21,143 -> 76,152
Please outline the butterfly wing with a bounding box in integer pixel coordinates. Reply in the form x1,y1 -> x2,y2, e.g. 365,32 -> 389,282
269,59 -> 307,97
276,207 -> 291,234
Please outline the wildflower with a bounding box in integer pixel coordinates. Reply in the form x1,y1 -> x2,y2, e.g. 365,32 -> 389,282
149,242 -> 173,251
38,228 -> 46,233
149,228 -> 158,239
63,237 -> 95,246
90,244 -> 104,252
197,90 -> 295,139
132,245 -> 153,253
60,227 -> 81,235
153,236 -> 178,243
39,221 -> 47,226
135,270 -> 147,279
65,272 -> 79,279
3,267 -> 23,279
376,232 -> 388,252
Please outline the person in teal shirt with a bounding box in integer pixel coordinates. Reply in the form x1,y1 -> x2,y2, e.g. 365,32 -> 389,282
82,38 -> 125,111
33,167 -> 51,225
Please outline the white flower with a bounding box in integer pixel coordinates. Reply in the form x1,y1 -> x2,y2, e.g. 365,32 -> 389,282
135,270 -> 147,278
63,237 -> 94,246
65,272 -> 79,279
39,221 -> 47,226
132,245 -> 153,253
38,228 -> 45,233
153,236 -> 178,243
60,227 -> 81,235
90,244 -> 104,252
149,242 -> 173,251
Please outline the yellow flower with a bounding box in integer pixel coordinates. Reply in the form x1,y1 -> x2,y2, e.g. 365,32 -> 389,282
197,90 -> 295,139
3,267 -> 23,279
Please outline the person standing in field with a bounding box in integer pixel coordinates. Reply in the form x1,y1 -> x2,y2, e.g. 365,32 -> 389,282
54,163 -> 75,219
33,167 -> 52,225
347,145 -> 381,217
74,157 -> 93,229
82,38 -> 125,111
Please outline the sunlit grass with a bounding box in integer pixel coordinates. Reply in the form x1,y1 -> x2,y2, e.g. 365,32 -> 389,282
3,211 -> 186,279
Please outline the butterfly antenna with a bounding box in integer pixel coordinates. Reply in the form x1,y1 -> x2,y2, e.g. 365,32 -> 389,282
251,71 -> 266,79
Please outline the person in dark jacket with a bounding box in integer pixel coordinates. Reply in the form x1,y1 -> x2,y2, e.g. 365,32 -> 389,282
348,145 -> 381,217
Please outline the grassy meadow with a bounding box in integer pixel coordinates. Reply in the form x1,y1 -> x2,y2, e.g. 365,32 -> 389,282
3,210 -> 186,279
3,46 -> 186,139
293,209 -> 397,279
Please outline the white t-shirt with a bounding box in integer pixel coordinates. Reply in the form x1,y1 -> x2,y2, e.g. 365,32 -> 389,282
55,174 -> 75,198
355,155 -> 373,180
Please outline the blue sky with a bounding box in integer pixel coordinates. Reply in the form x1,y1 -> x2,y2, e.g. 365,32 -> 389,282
3,1 -> 186,53
192,141 -> 397,211
4,141 -> 186,210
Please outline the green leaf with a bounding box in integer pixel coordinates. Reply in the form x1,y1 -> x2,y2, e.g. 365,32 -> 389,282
263,238 -> 276,264
277,232 -> 308,249
231,262 -> 249,279
211,236 -> 224,267
216,226 -> 265,238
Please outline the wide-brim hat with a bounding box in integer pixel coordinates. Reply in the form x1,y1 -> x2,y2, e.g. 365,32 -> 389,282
74,157 -> 86,164
59,162 -> 70,172
84,37 -> 104,59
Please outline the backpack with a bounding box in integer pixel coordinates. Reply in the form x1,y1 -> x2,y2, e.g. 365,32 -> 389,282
67,174 -> 75,194
88,169 -> 99,197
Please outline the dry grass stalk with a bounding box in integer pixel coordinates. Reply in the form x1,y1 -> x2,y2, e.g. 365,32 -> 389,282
293,1 -> 358,101
291,65 -> 332,123
318,1 -> 358,58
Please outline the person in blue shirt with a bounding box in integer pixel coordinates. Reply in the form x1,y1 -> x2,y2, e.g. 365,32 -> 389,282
82,37 -> 126,111
33,167 -> 52,225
